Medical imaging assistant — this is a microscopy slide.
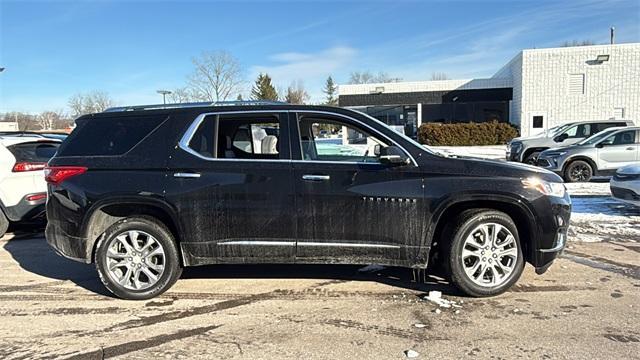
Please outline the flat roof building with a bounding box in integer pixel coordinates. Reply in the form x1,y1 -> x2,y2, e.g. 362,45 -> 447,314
339,43 -> 639,137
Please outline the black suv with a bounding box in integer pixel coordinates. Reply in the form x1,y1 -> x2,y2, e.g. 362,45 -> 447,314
46,103 -> 571,300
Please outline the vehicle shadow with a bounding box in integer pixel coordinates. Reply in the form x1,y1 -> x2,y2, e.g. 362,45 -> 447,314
182,263 -> 462,297
2,226 -> 110,296
4,226 -> 459,298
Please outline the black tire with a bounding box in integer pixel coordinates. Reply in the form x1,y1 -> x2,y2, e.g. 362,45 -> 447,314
95,216 -> 182,300
0,210 -> 9,239
524,151 -> 540,165
444,209 -> 524,297
564,160 -> 593,182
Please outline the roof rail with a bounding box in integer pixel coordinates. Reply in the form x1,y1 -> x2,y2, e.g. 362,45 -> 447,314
103,100 -> 288,113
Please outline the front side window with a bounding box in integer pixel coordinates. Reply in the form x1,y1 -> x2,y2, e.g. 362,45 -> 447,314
563,123 -> 591,139
298,116 -> 389,163
601,130 -> 636,146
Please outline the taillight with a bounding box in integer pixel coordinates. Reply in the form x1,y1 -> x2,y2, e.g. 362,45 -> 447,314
44,166 -> 87,185
12,162 -> 47,172
26,193 -> 47,202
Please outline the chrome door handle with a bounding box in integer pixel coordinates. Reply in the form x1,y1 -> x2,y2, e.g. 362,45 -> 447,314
302,175 -> 330,181
626,147 -> 635,151
174,172 -> 201,178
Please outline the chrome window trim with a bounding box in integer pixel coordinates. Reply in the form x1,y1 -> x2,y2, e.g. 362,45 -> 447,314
178,109 -> 418,166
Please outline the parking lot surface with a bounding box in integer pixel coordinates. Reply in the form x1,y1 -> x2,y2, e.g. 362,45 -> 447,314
1,224 -> 639,359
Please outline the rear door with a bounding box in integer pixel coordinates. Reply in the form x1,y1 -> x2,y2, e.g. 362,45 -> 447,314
165,111 -> 296,265
290,111 -> 425,266
598,129 -> 639,170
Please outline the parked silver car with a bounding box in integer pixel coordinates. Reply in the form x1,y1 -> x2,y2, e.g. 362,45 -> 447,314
506,120 -> 633,164
537,126 -> 640,182
610,164 -> 640,207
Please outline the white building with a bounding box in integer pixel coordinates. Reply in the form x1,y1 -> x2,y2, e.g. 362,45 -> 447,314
339,43 -> 639,137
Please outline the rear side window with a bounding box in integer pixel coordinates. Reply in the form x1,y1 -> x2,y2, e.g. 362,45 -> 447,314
58,115 -> 166,156
595,122 -> 625,133
7,142 -> 60,162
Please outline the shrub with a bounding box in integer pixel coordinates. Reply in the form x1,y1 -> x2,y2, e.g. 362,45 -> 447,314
417,121 -> 519,146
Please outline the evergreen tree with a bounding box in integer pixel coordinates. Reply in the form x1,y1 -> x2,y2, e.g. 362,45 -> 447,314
251,73 -> 278,101
323,76 -> 338,106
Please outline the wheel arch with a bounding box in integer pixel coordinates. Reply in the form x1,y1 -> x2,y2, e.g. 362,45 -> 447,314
562,156 -> 597,175
82,197 -> 182,263
426,195 -> 538,268
522,147 -> 549,162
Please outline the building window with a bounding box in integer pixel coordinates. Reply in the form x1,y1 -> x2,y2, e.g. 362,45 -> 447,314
613,107 -> 625,119
532,116 -> 544,128
569,73 -> 585,95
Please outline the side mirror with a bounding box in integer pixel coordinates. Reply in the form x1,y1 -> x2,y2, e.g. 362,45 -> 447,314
554,133 -> 568,142
595,142 -> 604,148
379,146 -> 410,166
373,144 -> 381,157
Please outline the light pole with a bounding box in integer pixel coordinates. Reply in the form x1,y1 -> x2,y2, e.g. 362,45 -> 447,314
157,89 -> 172,104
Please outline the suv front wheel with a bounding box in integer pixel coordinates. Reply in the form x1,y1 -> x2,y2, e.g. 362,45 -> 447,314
95,216 -> 182,300
564,160 -> 593,182
445,210 -> 524,297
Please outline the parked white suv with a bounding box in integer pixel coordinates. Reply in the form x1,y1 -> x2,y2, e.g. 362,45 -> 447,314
506,120 -> 634,164
0,136 -> 61,237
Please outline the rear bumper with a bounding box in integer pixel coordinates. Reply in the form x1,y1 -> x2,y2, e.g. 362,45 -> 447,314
45,221 -> 91,263
3,194 -> 47,222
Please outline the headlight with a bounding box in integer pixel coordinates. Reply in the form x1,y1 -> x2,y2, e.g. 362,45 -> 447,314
521,177 -> 566,197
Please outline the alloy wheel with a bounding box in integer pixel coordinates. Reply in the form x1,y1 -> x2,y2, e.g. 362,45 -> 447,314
460,223 -> 518,287
570,164 -> 591,182
105,230 -> 166,291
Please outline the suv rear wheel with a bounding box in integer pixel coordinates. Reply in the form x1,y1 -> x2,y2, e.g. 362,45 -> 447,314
445,210 -> 524,297
564,160 -> 593,182
95,216 -> 182,300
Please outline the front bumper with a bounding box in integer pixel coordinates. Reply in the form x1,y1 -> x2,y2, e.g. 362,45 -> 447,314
45,221 -> 91,263
536,153 -> 566,174
506,144 -> 523,162
610,177 -> 640,207
531,192 -> 572,274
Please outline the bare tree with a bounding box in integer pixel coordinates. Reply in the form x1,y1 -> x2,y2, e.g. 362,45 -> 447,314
284,80 -> 310,105
1,112 -> 38,131
68,91 -> 114,117
430,72 -> 450,81
167,87 -> 195,104
187,50 -> 244,102
348,71 -> 400,84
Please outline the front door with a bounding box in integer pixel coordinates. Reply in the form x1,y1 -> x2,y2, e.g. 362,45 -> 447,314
598,129 -> 639,170
290,111 -> 425,266
166,111 -> 296,265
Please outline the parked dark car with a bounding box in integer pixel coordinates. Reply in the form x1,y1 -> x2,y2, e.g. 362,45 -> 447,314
45,103 -> 571,300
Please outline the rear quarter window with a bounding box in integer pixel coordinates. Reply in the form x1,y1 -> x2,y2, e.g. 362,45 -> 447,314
7,142 -> 60,162
57,115 -> 167,156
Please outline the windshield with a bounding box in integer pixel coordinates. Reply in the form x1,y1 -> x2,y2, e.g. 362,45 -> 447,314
577,128 -> 619,145
547,123 -> 573,136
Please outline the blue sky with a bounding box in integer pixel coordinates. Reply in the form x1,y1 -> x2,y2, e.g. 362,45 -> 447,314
1,0 -> 639,113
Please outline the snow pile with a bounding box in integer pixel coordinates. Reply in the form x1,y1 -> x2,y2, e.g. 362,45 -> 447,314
565,182 -> 611,196
430,145 -> 506,160
569,197 -> 640,242
422,290 -> 462,309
